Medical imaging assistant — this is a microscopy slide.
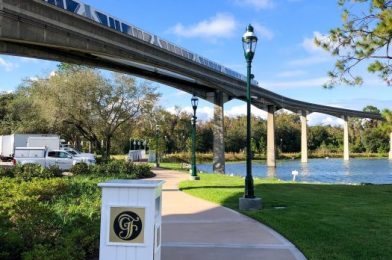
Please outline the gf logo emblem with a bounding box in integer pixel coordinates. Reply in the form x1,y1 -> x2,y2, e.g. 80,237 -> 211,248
113,211 -> 143,241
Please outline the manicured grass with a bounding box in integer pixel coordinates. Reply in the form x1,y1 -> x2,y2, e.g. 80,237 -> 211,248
156,162 -> 190,172
179,174 -> 392,259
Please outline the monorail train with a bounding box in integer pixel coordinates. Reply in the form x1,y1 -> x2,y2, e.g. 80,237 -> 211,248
43,0 -> 258,85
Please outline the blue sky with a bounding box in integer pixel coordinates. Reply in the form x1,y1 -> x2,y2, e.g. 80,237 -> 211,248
0,0 -> 391,125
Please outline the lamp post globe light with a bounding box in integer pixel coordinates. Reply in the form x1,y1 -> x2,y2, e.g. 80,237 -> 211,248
239,24 -> 262,210
190,95 -> 200,180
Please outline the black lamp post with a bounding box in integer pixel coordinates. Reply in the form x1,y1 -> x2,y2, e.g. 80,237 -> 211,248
156,125 -> 160,167
190,95 -> 200,180
239,24 -> 262,210
243,24 -> 258,198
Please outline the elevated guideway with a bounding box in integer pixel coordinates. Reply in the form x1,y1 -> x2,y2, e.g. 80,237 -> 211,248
0,0 -> 382,119
0,0 -> 385,171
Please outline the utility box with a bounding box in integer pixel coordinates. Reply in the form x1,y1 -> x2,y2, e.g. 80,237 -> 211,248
98,180 -> 164,260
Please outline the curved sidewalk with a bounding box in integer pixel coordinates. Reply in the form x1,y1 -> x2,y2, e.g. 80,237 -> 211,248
152,168 -> 306,260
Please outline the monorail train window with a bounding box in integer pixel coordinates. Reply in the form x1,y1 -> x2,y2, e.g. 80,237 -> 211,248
138,31 -> 143,40
109,17 -> 116,29
121,23 -> 132,35
115,20 -> 121,31
159,40 -> 168,49
152,36 -> 160,46
95,11 -> 108,26
143,33 -> 152,43
47,0 -> 64,9
175,47 -> 181,55
168,44 -> 175,52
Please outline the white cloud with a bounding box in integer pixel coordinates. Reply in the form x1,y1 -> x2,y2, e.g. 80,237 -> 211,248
169,13 -> 237,39
276,70 -> 307,78
308,112 -> 344,126
287,31 -> 332,67
302,31 -> 328,54
234,0 -> 274,10
252,22 -> 274,40
261,76 -> 329,89
165,106 -> 214,121
0,57 -> 18,71
225,104 -> 267,118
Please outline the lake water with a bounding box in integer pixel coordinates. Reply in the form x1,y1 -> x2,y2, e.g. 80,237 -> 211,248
197,158 -> 392,184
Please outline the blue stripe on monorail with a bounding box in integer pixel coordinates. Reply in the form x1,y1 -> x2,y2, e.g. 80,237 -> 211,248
42,0 -> 259,86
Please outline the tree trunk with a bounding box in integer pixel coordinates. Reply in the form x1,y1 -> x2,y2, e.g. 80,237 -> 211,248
103,136 -> 111,162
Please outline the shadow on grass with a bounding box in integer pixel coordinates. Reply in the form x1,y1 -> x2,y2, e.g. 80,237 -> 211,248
180,177 -> 392,259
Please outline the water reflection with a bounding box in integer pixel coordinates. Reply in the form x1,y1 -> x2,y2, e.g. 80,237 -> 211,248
301,163 -> 309,177
266,167 -> 276,179
343,160 -> 351,176
197,158 -> 392,184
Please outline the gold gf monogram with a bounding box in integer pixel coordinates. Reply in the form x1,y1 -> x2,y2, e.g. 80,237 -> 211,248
109,207 -> 145,244
117,213 -> 140,240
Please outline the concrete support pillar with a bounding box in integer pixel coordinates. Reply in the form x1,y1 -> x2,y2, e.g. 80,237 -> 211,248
300,111 -> 308,163
343,116 -> 349,161
389,133 -> 392,160
208,92 -> 227,173
267,105 -> 276,167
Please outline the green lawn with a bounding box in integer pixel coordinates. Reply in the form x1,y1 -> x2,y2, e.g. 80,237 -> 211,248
179,174 -> 392,260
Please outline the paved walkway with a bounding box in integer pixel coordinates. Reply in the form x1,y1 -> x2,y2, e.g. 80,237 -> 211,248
152,168 -> 306,260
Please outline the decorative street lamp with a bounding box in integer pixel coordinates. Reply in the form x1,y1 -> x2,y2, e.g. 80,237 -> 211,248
156,125 -> 160,167
239,24 -> 262,210
190,95 -> 200,180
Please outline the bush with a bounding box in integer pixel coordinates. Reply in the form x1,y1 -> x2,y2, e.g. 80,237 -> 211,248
0,177 -> 101,259
89,160 -> 153,179
0,160 -> 152,259
43,165 -> 63,178
70,163 -> 90,175
0,166 -> 15,178
14,163 -> 57,180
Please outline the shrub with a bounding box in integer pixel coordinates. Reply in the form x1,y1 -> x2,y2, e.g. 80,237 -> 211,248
89,160 -> 153,179
0,177 -> 101,259
43,165 -> 63,178
0,166 -> 15,178
14,163 -> 43,180
13,163 -> 62,180
70,163 -> 90,175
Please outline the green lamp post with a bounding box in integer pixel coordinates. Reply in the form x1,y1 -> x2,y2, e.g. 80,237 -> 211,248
155,125 -> 160,167
239,24 -> 262,210
190,95 -> 200,180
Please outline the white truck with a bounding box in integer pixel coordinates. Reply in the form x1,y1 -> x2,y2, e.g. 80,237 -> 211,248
13,147 -> 96,170
0,134 -> 60,161
61,147 -> 95,160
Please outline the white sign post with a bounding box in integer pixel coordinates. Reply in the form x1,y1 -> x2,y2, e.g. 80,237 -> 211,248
98,180 -> 164,260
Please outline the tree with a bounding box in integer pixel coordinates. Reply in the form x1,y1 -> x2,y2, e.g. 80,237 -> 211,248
27,65 -> 159,160
0,87 -> 50,134
275,112 -> 301,152
316,0 -> 392,87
